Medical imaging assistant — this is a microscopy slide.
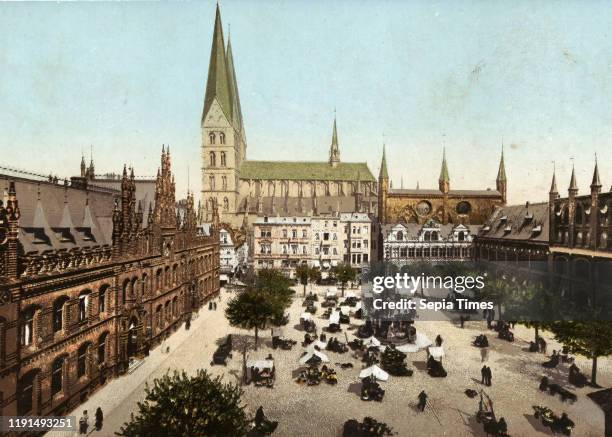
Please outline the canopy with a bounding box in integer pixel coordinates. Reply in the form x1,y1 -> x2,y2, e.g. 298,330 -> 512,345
300,312 -> 312,321
363,336 -> 381,347
339,306 -> 351,315
359,365 -> 389,381
345,291 -> 357,299
307,340 -> 327,351
329,311 -> 340,324
326,288 -> 338,298
247,360 -> 274,370
271,327 -> 283,337
428,346 -> 445,361
396,332 -> 432,354
299,350 -> 329,365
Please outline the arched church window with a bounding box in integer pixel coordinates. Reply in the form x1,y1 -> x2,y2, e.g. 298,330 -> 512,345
219,133 -> 225,144
209,175 -> 215,190
456,201 -> 471,215
222,176 -> 227,190
220,152 -> 226,167
209,132 -> 216,144
223,197 -> 229,211
209,151 -> 216,167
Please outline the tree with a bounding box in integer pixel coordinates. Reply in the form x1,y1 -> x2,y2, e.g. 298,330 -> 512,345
505,280 -> 559,342
477,267 -> 512,320
225,289 -> 274,350
332,262 -> 356,297
548,320 -> 612,386
116,370 -> 249,437
296,264 -> 310,297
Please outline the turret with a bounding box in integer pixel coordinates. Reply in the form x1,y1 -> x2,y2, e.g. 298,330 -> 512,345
590,158 -> 602,249
549,166 -> 559,243
496,147 -> 507,204
329,116 -> 340,167
438,148 -> 450,194
568,164 -> 578,246
4,181 -> 20,278
378,145 -> 389,224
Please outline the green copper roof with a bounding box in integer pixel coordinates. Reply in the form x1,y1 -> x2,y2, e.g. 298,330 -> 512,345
240,160 -> 375,182
202,5 -> 232,123
497,149 -> 507,182
591,161 -> 601,187
439,149 -> 450,182
550,171 -> 558,194
379,145 -> 388,179
226,34 -> 244,134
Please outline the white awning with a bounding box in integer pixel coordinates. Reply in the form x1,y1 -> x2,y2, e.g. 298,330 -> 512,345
396,333 -> 433,353
339,306 -> 351,315
300,312 -> 312,321
247,360 -> 274,370
322,262 -> 330,269
220,274 -> 229,281
299,350 -> 329,364
326,288 -> 338,298
329,311 -> 340,324
428,346 -> 445,361
307,340 -> 327,351
363,336 -> 381,347
359,364 -> 389,381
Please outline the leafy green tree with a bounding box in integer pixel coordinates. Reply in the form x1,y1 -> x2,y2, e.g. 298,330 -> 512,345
548,320 -> 612,386
477,267 -> 513,320
296,264 -> 310,297
116,370 -> 249,437
332,262 -> 356,297
225,289 -> 275,350
505,280 -> 559,342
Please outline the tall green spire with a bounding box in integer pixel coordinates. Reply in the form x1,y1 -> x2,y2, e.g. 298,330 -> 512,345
202,4 -> 233,123
497,147 -> 507,182
329,116 -> 340,166
439,148 -> 450,183
226,32 -> 244,135
379,145 -> 388,180
569,164 -> 578,192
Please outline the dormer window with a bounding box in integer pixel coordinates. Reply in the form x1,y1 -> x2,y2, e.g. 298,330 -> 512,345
500,216 -> 508,223
504,225 -> 512,234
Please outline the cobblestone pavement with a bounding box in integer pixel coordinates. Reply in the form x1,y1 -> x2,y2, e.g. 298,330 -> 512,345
48,285 -> 610,437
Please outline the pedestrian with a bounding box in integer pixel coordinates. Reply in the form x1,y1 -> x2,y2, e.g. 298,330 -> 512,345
486,366 -> 492,386
95,407 -> 103,431
417,390 -> 427,412
480,347 -> 488,362
255,406 -> 265,428
435,335 -> 443,347
79,410 -> 89,435
460,315 -> 465,328
481,365 -> 487,384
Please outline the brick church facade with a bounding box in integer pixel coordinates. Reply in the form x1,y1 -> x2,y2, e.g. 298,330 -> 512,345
0,149 -> 220,420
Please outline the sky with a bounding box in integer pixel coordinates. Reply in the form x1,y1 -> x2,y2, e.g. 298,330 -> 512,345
1,0 -> 611,204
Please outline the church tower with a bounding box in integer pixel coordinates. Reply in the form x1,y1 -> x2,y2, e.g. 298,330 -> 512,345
201,5 -> 246,225
329,117 -> 340,167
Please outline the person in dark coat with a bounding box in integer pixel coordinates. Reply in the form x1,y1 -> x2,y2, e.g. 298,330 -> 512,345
481,365 -> 487,384
79,410 -> 89,435
95,407 -> 104,431
435,335 -> 443,347
485,366 -> 492,386
255,406 -> 265,427
417,391 -> 427,412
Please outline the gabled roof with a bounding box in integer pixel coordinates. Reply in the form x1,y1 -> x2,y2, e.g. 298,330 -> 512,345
478,202 -> 549,242
239,160 -> 375,182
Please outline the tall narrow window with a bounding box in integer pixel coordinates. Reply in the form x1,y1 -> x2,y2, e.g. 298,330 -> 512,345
21,309 -> 34,346
219,133 -> 225,144
98,333 -> 107,364
222,176 -> 227,190
209,151 -> 216,167
77,343 -> 88,378
98,287 -> 106,314
220,151 -> 226,166
78,293 -> 89,323
209,132 -> 216,144
51,358 -> 63,396
223,197 -> 229,211
209,175 -> 215,190
53,298 -> 67,333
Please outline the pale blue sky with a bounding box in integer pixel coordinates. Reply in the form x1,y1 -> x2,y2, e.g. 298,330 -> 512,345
1,1 -> 610,203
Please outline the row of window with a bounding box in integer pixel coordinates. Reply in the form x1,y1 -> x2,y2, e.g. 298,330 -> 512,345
208,151 -> 227,167
385,246 -> 472,258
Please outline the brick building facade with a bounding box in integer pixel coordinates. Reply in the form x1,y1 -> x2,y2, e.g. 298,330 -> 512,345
0,149 -> 220,421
